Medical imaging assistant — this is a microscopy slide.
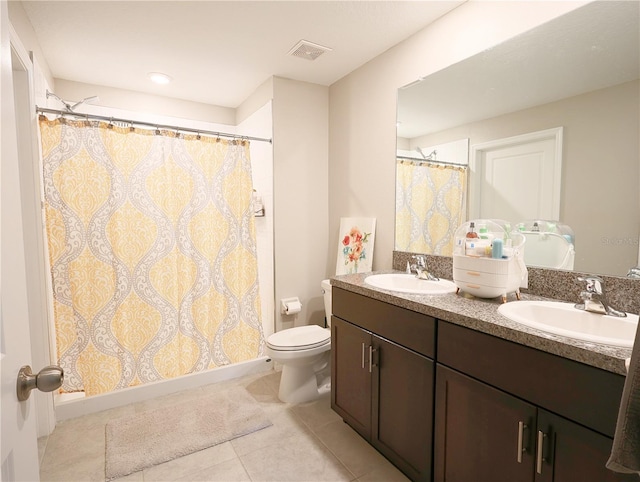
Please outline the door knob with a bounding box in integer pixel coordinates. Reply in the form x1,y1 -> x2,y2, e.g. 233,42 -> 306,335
16,365 -> 64,401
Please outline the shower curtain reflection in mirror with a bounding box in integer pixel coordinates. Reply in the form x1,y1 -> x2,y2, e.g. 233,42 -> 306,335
39,116 -> 264,397
395,159 -> 467,255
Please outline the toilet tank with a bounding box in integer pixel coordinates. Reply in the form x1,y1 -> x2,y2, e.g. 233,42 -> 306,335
321,279 -> 332,327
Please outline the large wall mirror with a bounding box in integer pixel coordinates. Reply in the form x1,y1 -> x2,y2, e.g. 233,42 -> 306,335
396,1 -> 639,278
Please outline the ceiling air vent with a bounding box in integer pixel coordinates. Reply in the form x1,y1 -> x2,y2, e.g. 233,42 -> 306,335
288,40 -> 332,61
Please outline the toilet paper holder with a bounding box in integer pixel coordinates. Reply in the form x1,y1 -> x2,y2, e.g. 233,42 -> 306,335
281,297 -> 302,315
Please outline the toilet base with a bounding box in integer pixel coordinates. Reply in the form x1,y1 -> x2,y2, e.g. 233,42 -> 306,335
317,375 -> 331,398
277,355 -> 331,404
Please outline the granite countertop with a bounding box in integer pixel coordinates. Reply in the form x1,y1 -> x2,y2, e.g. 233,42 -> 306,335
331,270 -> 632,376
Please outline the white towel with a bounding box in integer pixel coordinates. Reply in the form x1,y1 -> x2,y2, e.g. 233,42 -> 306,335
607,321 -> 640,475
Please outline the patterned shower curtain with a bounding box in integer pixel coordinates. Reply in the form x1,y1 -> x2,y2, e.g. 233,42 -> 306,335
395,159 -> 467,255
39,116 -> 264,396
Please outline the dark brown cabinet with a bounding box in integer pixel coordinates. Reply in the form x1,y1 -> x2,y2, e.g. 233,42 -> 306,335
330,286 -> 632,482
537,408 -> 640,482
435,364 -> 536,482
331,315 -> 372,438
373,334 -> 434,480
435,322 -> 635,482
332,288 -> 436,482
435,364 -> 635,482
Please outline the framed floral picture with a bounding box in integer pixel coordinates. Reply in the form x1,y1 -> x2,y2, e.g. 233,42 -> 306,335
336,217 -> 376,275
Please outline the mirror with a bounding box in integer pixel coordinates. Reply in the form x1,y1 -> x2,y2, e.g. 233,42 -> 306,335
396,1 -> 639,277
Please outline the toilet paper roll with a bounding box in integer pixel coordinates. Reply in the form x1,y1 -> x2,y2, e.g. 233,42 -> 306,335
285,301 -> 302,315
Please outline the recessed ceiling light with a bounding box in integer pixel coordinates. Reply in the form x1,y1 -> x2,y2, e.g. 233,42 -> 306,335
148,72 -> 172,85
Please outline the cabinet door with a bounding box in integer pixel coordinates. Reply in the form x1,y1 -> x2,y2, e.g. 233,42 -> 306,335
435,365 -> 537,482
331,316 -> 372,439
536,409 -> 638,482
372,336 -> 434,482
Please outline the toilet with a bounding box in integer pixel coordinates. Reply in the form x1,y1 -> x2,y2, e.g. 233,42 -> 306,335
266,279 -> 332,403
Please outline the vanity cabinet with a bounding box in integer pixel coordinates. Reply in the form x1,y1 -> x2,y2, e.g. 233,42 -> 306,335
330,285 -> 633,482
331,316 -> 372,437
331,288 -> 436,482
435,321 -> 635,482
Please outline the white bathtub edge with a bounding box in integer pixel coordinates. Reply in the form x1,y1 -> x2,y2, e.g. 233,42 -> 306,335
55,356 -> 273,421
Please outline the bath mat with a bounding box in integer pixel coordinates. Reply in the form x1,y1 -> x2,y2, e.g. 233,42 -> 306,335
105,386 -> 272,480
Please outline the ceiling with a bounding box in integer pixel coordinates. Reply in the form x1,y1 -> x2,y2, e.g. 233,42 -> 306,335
19,0 -> 465,108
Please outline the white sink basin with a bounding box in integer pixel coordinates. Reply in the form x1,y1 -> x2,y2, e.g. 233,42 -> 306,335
364,273 -> 457,295
498,300 -> 639,348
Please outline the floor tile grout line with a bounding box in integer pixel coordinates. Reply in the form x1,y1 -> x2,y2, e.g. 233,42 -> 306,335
232,444 -> 255,482
304,422 -> 360,482
240,374 -> 359,482
276,403 -> 360,482
305,414 -> 401,482
232,444 -> 255,481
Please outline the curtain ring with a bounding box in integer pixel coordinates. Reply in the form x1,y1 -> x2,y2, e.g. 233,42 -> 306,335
108,117 -> 114,129
196,132 -> 201,140
155,127 -> 161,136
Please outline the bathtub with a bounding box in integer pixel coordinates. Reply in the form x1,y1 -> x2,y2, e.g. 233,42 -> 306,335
54,356 -> 273,421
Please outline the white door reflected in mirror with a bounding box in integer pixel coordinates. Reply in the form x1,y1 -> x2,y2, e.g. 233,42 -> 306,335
469,128 -> 563,222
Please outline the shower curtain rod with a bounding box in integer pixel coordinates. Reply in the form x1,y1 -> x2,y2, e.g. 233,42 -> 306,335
36,106 -> 273,144
396,155 -> 467,168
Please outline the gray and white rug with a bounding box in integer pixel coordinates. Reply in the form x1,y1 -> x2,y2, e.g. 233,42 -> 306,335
105,385 -> 272,480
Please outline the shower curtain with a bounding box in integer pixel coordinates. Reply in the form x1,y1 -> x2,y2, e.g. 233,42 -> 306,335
395,159 -> 467,255
39,116 -> 264,396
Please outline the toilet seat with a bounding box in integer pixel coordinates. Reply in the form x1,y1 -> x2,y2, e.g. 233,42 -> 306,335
267,325 -> 330,351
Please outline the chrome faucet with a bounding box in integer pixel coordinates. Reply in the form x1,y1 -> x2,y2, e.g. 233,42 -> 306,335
575,276 -> 626,317
627,266 -> 640,279
410,255 -> 439,281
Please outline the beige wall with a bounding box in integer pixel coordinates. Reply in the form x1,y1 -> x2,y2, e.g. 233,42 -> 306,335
55,79 -> 236,125
237,77 -> 273,125
411,80 -> 639,276
272,77 -> 329,331
328,1 -> 588,270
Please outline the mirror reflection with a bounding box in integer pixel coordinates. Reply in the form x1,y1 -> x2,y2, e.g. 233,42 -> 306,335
517,220 -> 575,271
395,1 -> 639,277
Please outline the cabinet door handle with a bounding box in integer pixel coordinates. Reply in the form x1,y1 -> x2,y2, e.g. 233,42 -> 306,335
517,421 -> 528,463
536,430 -> 546,474
361,343 -> 365,369
369,346 -> 377,373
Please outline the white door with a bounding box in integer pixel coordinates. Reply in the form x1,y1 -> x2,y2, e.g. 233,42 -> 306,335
469,127 -> 563,222
1,1 -> 40,479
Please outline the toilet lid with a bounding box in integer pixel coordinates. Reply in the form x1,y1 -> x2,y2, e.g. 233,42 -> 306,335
267,325 -> 330,351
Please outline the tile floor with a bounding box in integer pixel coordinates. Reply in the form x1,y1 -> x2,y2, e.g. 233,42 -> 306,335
38,370 -> 410,482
